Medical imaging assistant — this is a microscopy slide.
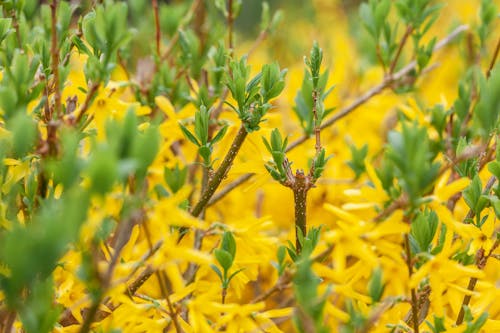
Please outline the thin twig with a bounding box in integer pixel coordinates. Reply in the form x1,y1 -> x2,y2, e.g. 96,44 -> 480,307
389,25 -> 413,75
312,90 -> 321,154
10,9 -> 22,48
251,271 -> 293,304
487,34 -> 500,78
50,0 -> 62,118
152,0 -> 161,56
293,172 -> 308,253
456,238 -> 500,325
404,233 -> 419,333
227,0 -> 234,51
190,125 -> 248,218
76,82 -> 100,124
79,211 -> 143,333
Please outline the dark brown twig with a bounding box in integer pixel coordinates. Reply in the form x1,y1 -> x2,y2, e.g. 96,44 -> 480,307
404,233 -> 419,333
76,82 -> 100,125
152,0 -> 161,56
487,35 -> 500,78
389,25 -> 413,75
227,0 -> 234,51
50,0 -> 62,118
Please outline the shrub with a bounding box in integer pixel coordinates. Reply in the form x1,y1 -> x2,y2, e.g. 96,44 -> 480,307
0,0 -> 499,332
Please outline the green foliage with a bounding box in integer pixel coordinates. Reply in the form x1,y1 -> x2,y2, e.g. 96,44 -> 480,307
48,129 -> 83,189
164,164 -> 188,194
179,105 -> 228,166
347,144 -> 368,179
0,51 -> 41,120
211,231 -> 244,290
462,307 -> 488,333
359,0 -> 391,40
292,228 -> 328,333
81,1 -> 132,83
478,0 -> 497,48
226,58 -> 286,132
286,227 -> 322,262
395,0 -> 442,30
463,175 -> 490,227
294,42 -> 334,135
426,316 -> 447,333
367,267 -> 385,303
0,188 -> 89,332
272,245 -> 288,276
410,210 -> 439,253
473,66 -> 500,138
311,148 -> 330,181
385,121 -> 440,207
263,128 -> 289,182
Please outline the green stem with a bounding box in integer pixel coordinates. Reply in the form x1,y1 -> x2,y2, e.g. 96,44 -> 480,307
190,125 -> 248,217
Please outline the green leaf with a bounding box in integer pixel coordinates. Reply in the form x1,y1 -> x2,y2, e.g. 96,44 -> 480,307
131,124 -> 160,180
164,165 -> 188,194
220,231 -> 237,259
410,210 -> 439,253
214,249 -> 233,272
86,145 -> 118,195
198,146 -> 212,165
0,18 -> 12,43
210,125 -> 228,146
227,267 -> 245,284
277,245 -> 286,264
210,264 -> 223,281
347,144 -> 368,179
8,113 -> 37,158
179,123 -> 201,147
463,175 -> 488,214
368,267 -> 384,303
488,161 -> 500,180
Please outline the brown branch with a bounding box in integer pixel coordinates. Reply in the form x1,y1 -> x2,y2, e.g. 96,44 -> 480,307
1,310 -> 16,333
294,171 -> 308,253
190,125 -> 248,217
152,0 -> 161,56
251,271 -> 293,304
456,233 -> 500,325
251,244 -> 333,305
389,25 -> 413,75
227,0 -> 234,51
75,82 -> 100,125
79,211 -> 144,333
376,44 -> 387,74
50,0 -> 62,118
9,9 -> 22,48
404,233 -> 419,333
487,34 -> 500,78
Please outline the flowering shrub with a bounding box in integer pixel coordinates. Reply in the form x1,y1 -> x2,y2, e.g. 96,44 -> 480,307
0,0 -> 499,332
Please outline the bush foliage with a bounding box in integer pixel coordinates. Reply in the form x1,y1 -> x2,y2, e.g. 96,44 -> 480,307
0,0 -> 500,332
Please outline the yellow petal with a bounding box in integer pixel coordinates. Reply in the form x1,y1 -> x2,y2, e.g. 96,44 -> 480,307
155,95 -> 176,119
